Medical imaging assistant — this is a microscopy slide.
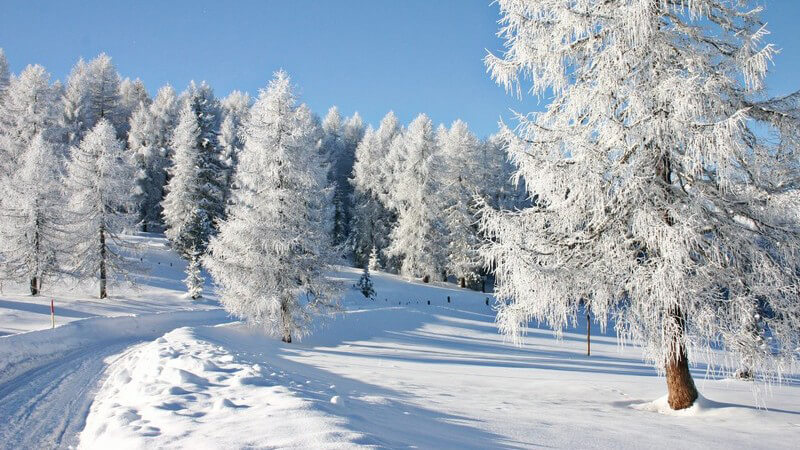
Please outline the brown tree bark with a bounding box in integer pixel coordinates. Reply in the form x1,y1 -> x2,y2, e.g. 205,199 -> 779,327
30,277 -> 39,296
99,226 -> 107,299
665,307 -> 698,409
280,302 -> 292,343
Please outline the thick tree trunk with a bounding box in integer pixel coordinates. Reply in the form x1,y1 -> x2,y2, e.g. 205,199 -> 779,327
30,277 -> 39,296
280,302 -> 292,343
459,277 -> 466,288
665,308 -> 698,410
99,226 -> 107,299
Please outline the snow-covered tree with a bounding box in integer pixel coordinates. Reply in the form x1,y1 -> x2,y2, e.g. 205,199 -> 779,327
482,0 -> 800,410
205,71 -> 340,343
350,126 -> 394,267
356,265 -> 376,300
219,90 -> 251,208
386,114 -> 447,282
0,134 -> 64,295
61,54 -> 124,146
64,119 -> 136,299
162,103 -> 214,296
118,77 -> 150,138
368,246 -> 381,272
0,64 -> 62,177
0,48 -> 9,102
180,81 -> 225,224
129,85 -> 178,232
439,120 -> 483,287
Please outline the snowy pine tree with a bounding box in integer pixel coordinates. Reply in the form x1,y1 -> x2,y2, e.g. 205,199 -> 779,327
64,119 -> 136,299
0,134 -> 65,295
61,54 -> 125,146
386,114 -> 447,282
367,246 -> 381,272
219,90 -> 251,209
356,265 -> 376,300
118,77 -> 150,139
482,0 -> 800,409
205,71 -> 341,343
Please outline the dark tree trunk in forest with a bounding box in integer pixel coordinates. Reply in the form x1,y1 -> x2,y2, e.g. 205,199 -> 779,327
586,306 -> 591,357
30,277 -> 39,296
99,226 -> 107,299
459,277 -> 466,288
280,302 -> 292,343
422,275 -> 430,283
665,307 -> 698,409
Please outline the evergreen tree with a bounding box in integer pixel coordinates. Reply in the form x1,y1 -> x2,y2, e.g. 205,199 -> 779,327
356,265 -> 376,300
61,54 -> 124,146
385,114 -> 446,282
0,134 -> 64,295
482,0 -> 800,409
118,77 -> 150,139
64,119 -> 136,299
367,246 -> 381,272
205,71 -> 340,343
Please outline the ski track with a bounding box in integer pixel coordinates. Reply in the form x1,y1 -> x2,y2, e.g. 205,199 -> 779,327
0,340 -> 141,449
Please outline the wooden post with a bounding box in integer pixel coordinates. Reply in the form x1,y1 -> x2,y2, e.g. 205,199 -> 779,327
50,298 -> 55,329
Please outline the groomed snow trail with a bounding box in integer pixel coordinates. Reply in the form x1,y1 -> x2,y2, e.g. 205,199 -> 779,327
0,309 -> 229,449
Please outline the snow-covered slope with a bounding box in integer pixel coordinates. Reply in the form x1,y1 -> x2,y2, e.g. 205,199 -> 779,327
0,233 -> 219,336
80,267 -> 800,449
1,235 -> 798,449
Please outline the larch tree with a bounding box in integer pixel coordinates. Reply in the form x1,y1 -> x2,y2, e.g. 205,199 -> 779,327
61,54 -> 125,146
481,0 -> 800,410
162,102 -> 213,298
0,134 -> 65,295
0,48 -> 9,102
64,119 -> 136,299
386,113 -> 447,282
219,90 -> 251,209
350,126 -> 394,267
205,71 -> 341,343
0,64 -> 62,177
118,77 -> 150,139
439,120 -> 483,288
130,85 -> 178,232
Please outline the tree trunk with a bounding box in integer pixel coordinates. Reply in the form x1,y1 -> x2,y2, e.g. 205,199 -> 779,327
30,277 -> 39,296
586,306 -> 591,357
99,226 -> 107,299
422,275 -> 430,283
665,307 -> 698,410
459,277 -> 466,288
280,302 -> 292,343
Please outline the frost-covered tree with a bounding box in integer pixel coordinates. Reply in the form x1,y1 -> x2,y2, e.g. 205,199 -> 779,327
350,126 -> 394,267
219,90 -> 251,208
118,77 -> 150,138
356,265 -> 376,300
0,48 -> 9,102
180,81 -> 225,224
482,0 -> 800,410
205,71 -> 340,343
129,86 -> 178,232
0,64 -> 62,177
386,114 -> 447,282
368,246 -> 381,272
64,120 -> 136,299
61,54 -> 124,146
0,134 -> 64,295
439,120 -> 483,287
162,103 -> 215,296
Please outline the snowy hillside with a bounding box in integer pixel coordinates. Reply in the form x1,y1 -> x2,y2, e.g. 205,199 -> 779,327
2,235 -> 797,449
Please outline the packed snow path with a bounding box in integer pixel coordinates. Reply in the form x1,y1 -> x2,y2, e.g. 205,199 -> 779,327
0,309 -> 229,449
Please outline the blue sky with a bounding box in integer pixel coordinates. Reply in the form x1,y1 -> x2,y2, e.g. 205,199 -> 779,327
1,0 -> 798,137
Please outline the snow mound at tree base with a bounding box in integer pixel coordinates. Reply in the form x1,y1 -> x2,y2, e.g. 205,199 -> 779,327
79,325 -> 372,449
631,394 -> 711,416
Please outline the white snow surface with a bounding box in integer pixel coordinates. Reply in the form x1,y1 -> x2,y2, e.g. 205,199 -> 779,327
1,235 -> 799,449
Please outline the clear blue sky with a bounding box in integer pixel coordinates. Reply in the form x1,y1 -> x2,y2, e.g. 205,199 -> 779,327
1,0 -> 798,137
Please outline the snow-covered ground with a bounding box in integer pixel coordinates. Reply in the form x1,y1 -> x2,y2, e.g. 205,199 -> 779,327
1,235 -> 799,449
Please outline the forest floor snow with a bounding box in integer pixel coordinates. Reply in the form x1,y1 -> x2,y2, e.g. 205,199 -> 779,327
80,269 -> 800,449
